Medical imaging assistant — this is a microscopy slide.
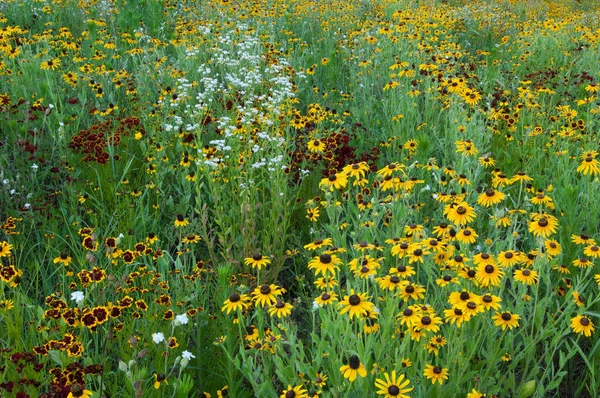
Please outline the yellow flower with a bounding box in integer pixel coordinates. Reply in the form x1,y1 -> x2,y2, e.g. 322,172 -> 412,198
268,300 -> 293,318
67,384 -> 93,398
374,370 -> 413,397
244,254 -> 271,270
0,241 -> 13,257
423,364 -> 449,385
493,311 -> 520,330
571,315 -> 595,337
338,289 -> 375,319
340,355 -> 367,382
174,214 -> 189,227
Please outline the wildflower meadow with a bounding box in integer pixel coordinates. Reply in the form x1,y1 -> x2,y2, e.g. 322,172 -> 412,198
1,0 -> 600,396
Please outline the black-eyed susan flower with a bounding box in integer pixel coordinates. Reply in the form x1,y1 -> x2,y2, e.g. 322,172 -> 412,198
306,207 -> 320,222
320,172 -> 348,191
493,311 -> 520,330
444,202 -> 476,225
478,294 -> 502,310
407,245 -> 430,264
252,284 -> 283,307
222,293 -> 251,314
0,299 -> 15,311
146,232 -> 159,244
314,275 -> 337,290
545,240 -> 562,258
217,386 -> 229,397
473,252 -> 495,267
397,306 -> 420,327
572,257 -> 593,269
455,227 -> 478,245
432,222 -> 452,238
415,314 -> 443,333
572,234 -> 595,246
304,238 -> 333,250
514,268 -> 538,285
444,307 -> 471,327
571,315 -> 595,337
528,215 -> 557,238
314,291 -> 338,307
307,139 -> 326,153
374,370 -> 413,397
436,274 -> 460,287
343,162 -> 370,179
377,274 -> 407,291
497,250 -> 521,268
467,389 -> 486,398
182,234 -> 201,244
154,373 -> 168,389
339,289 -> 375,319
268,300 -> 293,318
584,245 -> 600,259
244,253 -> 271,270
398,283 -> 426,301
340,355 -> 367,382
67,384 -> 93,398
423,364 -> 448,385
511,171 -> 533,184
477,189 -> 505,207
280,385 -> 308,398
53,251 -> 72,266
577,151 -> 600,175
377,163 -> 404,177
308,253 -> 342,276
0,241 -> 12,257
174,214 -> 189,227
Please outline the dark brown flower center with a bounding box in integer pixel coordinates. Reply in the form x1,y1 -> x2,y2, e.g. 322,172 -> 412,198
482,295 -> 492,303
348,295 -> 361,306
421,316 -> 432,325
501,312 -> 512,321
390,275 -> 400,284
581,317 -> 590,326
229,293 -> 240,302
433,366 -> 442,374
253,254 -> 262,261
538,218 -> 548,227
460,292 -> 470,300
485,265 -> 495,273
321,293 -> 331,301
260,285 -> 271,295
522,269 -> 531,276
320,254 -> 332,264
388,385 -> 400,395
456,206 -> 466,214
349,355 -> 360,369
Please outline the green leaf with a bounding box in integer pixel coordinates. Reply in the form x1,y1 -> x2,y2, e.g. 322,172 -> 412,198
519,380 -> 536,398
49,350 -> 63,367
